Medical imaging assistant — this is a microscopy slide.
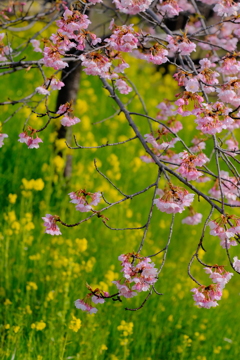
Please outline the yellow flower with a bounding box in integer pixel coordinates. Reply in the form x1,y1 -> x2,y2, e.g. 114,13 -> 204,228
69,315 -> 81,332
4,211 -> 16,223
21,190 -> 32,198
85,257 -> 96,272
5,324 -> 10,329
29,253 -> 41,261
33,179 -> 44,191
25,305 -> 32,314
25,222 -> 35,231
37,356 -> 43,360
214,346 -> 222,354
53,155 -> 65,172
46,291 -> 55,302
13,326 -> 20,333
32,321 -> 46,331
99,344 -> 108,353
4,299 -> 12,306
117,321 -> 134,336
8,194 -> 17,204
26,282 -> 38,291
75,238 -> 88,252
11,221 -> 21,232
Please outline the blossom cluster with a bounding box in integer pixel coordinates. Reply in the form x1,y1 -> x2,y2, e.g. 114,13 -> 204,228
74,253 -> 158,313
69,189 -> 102,212
113,253 -> 158,296
191,266 -> 233,309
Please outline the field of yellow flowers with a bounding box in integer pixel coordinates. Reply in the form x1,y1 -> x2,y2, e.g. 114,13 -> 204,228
1,43 -> 240,360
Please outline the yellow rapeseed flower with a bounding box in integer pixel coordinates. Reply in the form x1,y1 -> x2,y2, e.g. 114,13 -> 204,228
33,179 -> 44,191
25,305 -> 32,314
26,282 -> 38,291
46,291 -> 55,302
99,344 -> 108,353
29,253 -> 41,261
75,238 -> 88,252
5,324 -> 10,329
8,194 -> 17,204
32,321 -> 46,331
13,326 -> 20,333
53,155 -> 65,172
117,321 -> 134,336
4,299 -> 12,306
69,315 -> 81,332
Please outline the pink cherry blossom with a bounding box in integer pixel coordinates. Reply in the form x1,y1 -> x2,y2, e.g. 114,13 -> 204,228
233,257 -> 240,273
75,299 -> 98,314
115,79 -> 132,94
185,78 -> 199,93
167,34 -> 196,56
113,0 -> 154,14
80,53 -> 111,78
42,45 -> 69,70
18,132 -> 43,149
208,220 -> 238,249
105,23 -> 139,52
50,78 -> 65,90
213,2 -> 240,17
134,44 -> 168,65
204,266 -> 233,290
61,115 -> 80,127
158,0 -> 183,17
42,214 -> 61,236
0,133 -> 8,147
35,86 -> 50,96
30,39 -> 42,52
154,185 -> 195,214
112,281 -> 138,298
69,190 -> 102,212
191,284 -> 222,309
182,213 -> 202,225
177,151 -> 208,181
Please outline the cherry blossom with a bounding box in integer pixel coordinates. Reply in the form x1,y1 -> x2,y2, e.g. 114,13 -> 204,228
30,39 -> 42,53
80,53 -> 112,78
167,34 -> 196,56
113,281 -> 137,298
204,266 -> 233,290
115,79 -> 132,94
18,132 -> 43,149
0,133 -> 8,147
157,0 -> 183,17
61,115 -> 80,127
154,185 -> 195,214
74,299 -> 98,314
35,86 -> 50,96
182,213 -> 202,225
113,0 -> 154,14
208,218 -> 238,249
177,151 -> 209,181
191,284 -> 222,309
134,44 -> 168,65
42,214 -> 61,236
69,190 -> 102,212
50,78 -> 65,90
105,23 -> 139,52
233,257 -> 240,273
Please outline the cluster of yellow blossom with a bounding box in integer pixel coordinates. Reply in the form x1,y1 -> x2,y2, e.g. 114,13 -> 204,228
68,315 -> 81,333
31,321 -> 46,331
22,178 -> 44,191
